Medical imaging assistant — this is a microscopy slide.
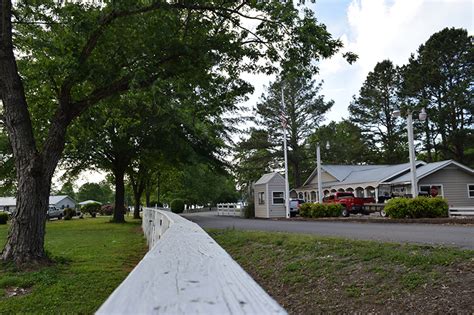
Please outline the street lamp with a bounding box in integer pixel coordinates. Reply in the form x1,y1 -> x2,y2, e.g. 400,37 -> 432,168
392,108 -> 427,197
316,141 -> 330,203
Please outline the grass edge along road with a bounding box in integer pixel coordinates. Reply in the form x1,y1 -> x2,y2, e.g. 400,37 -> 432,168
209,229 -> 474,314
0,217 -> 147,313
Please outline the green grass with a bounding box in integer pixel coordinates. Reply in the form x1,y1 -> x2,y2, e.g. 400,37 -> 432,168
0,217 -> 147,314
209,229 -> 474,313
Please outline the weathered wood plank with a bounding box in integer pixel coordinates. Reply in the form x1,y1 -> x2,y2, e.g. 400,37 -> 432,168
97,208 -> 286,315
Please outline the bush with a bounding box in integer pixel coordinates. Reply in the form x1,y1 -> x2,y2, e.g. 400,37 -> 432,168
0,212 -> 8,224
81,202 -> 101,218
299,203 -> 312,217
244,200 -> 255,219
384,197 -> 448,218
170,199 -> 185,214
299,203 -> 343,218
100,204 -> 114,216
63,208 -> 75,220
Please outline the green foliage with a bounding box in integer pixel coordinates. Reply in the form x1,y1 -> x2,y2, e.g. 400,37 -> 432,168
56,181 -> 76,200
299,203 -> 343,218
81,203 -> 101,218
244,200 -> 255,219
77,182 -> 113,204
349,60 -> 407,164
63,208 -> 75,220
254,73 -> 333,187
0,212 -> 8,224
170,199 -> 185,214
309,120 -> 374,164
384,197 -> 449,218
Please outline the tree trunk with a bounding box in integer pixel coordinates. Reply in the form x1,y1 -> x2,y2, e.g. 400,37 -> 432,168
1,163 -> 51,264
145,177 -> 151,207
113,168 -> 126,223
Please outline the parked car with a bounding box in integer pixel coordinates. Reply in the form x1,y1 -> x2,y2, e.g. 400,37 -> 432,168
47,206 -> 63,220
323,192 -> 375,217
289,199 -> 305,217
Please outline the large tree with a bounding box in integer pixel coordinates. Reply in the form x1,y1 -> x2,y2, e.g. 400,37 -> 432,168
401,27 -> 473,166
308,120 -> 374,165
349,60 -> 407,164
0,1 -> 351,265
255,73 -> 333,187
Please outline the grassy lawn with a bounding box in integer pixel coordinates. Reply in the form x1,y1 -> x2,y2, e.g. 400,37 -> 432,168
209,229 -> 474,314
0,217 -> 147,313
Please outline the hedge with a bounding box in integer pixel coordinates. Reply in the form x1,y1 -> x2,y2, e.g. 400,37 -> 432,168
299,203 -> 344,218
170,199 -> 185,214
63,208 -> 75,220
384,197 -> 449,218
81,202 -> 101,218
0,212 -> 8,224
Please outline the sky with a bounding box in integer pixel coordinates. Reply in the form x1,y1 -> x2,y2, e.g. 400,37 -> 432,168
66,0 -> 473,188
242,0 -> 473,123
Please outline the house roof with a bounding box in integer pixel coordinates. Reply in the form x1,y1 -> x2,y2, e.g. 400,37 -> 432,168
0,195 -> 75,207
254,172 -> 284,185
49,195 -> 75,204
302,164 -> 386,186
79,200 -> 102,205
388,160 -> 474,184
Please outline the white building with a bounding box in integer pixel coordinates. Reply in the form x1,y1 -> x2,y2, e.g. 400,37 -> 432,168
253,172 -> 287,218
0,195 -> 77,213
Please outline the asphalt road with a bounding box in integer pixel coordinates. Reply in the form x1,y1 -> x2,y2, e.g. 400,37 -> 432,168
183,212 -> 474,249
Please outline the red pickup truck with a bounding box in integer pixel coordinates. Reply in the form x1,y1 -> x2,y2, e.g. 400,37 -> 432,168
323,192 -> 375,217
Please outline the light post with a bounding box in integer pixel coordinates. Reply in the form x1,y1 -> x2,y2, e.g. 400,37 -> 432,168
316,141 -> 330,203
392,108 -> 427,197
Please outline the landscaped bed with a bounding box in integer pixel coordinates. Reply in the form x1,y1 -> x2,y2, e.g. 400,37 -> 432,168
209,229 -> 474,314
279,215 -> 474,225
0,217 -> 147,313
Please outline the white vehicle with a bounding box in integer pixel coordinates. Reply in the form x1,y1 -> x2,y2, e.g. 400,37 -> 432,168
47,206 -> 63,220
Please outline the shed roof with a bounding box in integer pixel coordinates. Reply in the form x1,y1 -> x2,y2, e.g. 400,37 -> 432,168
254,172 -> 284,185
79,200 -> 102,205
49,195 -> 75,204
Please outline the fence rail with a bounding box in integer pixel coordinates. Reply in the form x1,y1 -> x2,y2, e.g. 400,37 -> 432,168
217,203 -> 245,217
97,207 -> 285,315
449,207 -> 474,217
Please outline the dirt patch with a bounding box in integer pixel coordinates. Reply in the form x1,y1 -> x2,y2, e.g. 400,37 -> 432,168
4,287 -> 32,298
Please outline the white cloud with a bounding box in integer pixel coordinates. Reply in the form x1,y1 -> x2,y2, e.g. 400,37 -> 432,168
319,0 -> 473,122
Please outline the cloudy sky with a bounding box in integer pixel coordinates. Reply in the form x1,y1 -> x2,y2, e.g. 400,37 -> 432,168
243,0 -> 473,123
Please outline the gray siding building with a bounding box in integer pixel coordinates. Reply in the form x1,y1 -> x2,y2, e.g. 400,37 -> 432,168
253,172 -> 286,218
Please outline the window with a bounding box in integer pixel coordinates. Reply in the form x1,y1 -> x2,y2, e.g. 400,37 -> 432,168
272,192 -> 285,204
258,192 -> 265,205
419,184 -> 443,197
468,184 -> 474,198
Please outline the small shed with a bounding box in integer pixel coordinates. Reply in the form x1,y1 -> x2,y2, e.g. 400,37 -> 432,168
253,172 -> 287,218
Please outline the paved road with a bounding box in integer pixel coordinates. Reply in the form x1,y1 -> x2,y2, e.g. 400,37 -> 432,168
183,212 -> 474,249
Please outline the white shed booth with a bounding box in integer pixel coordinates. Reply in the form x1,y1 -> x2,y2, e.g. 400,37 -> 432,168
253,172 -> 287,218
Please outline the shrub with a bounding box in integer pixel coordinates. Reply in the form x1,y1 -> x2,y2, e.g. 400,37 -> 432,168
0,212 -> 8,224
299,203 -> 343,218
100,204 -> 114,216
244,200 -> 255,219
299,203 -> 312,217
384,197 -> 449,218
326,204 -> 344,217
81,202 -> 101,218
63,208 -> 75,220
384,198 -> 410,218
170,199 -> 185,214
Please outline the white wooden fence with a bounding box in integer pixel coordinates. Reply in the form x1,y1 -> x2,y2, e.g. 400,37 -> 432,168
449,207 -> 474,217
97,207 -> 286,315
217,203 -> 245,217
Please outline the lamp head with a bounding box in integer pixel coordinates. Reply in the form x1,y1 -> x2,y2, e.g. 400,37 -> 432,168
392,109 -> 401,118
419,108 -> 427,121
